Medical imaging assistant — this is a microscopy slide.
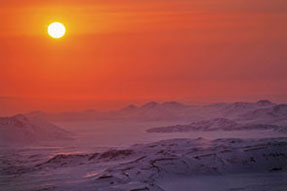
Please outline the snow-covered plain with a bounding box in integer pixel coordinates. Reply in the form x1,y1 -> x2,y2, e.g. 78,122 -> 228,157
1,100 -> 287,191
1,137 -> 287,191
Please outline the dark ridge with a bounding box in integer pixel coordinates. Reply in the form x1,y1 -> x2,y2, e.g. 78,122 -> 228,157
99,149 -> 134,160
162,101 -> 185,107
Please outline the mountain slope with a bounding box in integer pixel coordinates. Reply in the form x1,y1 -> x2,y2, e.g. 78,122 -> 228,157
0,114 -> 72,146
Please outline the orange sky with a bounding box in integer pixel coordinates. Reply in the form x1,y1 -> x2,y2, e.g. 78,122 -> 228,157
0,0 -> 287,114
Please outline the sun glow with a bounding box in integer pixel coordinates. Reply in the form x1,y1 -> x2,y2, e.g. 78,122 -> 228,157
48,22 -> 66,39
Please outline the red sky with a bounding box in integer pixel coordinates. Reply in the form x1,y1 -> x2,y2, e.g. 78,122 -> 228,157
0,0 -> 287,114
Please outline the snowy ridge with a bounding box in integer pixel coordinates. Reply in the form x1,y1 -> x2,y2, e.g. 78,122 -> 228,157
147,118 -> 286,133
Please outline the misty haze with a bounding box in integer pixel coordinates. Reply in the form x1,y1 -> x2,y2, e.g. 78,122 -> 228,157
1,0 -> 287,191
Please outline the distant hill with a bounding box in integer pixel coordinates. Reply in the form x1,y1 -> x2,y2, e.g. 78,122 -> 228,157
0,114 -> 72,146
26,101 -> 195,122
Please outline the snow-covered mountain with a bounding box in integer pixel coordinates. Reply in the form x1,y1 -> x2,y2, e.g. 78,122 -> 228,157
26,101 -> 196,122
25,100 -> 280,123
115,101 -> 194,121
0,114 -> 72,146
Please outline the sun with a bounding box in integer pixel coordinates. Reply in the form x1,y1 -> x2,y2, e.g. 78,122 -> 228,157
48,22 -> 66,39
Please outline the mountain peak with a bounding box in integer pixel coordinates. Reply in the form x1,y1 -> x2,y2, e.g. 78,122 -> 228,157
141,101 -> 159,109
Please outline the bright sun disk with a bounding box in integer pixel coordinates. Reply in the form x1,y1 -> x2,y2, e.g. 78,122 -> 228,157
48,22 -> 66,39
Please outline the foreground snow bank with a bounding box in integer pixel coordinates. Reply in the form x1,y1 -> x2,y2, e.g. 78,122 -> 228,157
3,137 -> 286,191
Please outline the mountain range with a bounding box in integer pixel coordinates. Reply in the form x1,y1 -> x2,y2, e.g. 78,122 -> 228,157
25,100 -> 287,124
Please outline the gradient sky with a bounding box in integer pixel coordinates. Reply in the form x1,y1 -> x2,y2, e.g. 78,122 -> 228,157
0,0 -> 287,114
